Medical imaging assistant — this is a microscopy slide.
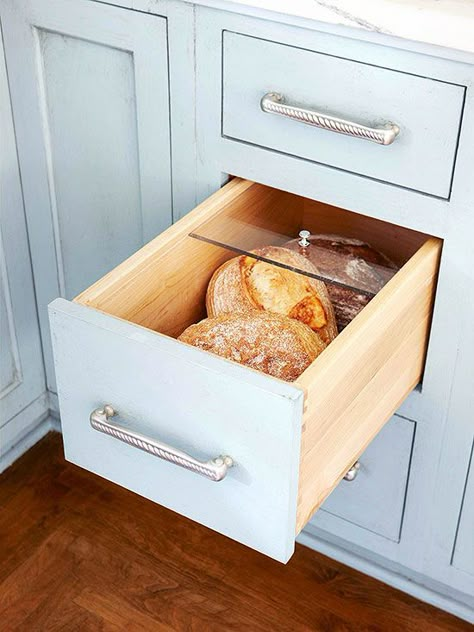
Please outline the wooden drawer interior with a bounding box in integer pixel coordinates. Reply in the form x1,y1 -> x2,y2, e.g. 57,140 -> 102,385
75,178 -> 441,533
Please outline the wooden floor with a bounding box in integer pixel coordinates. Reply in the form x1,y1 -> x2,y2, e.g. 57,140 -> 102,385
0,433 -> 470,631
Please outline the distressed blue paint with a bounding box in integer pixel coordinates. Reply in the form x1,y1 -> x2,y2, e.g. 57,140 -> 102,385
0,28 -> 47,459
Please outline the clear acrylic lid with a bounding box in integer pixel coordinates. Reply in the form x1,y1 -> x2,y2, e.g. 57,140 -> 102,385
189,196 -> 399,298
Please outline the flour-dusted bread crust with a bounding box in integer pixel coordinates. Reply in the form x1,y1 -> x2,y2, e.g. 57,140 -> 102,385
206,246 -> 337,345
285,234 -> 399,330
178,311 -> 326,381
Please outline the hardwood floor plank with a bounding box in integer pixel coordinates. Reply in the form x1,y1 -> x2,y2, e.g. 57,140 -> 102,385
0,529 -> 78,628
55,485 -> 374,630
74,588 -> 176,631
21,580 -> 118,632
56,467 -> 465,632
0,433 -> 470,631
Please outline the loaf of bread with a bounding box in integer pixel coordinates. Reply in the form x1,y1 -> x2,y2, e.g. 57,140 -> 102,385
178,311 -> 326,381
284,234 -> 399,330
206,246 -> 338,345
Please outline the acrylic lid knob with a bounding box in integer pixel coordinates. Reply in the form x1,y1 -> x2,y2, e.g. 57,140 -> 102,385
298,230 -> 311,247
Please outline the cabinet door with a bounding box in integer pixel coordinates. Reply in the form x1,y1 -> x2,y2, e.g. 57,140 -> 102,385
1,0 -> 172,392
316,415 -> 415,543
0,29 -> 45,435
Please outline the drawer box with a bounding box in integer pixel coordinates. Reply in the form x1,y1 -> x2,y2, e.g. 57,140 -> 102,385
222,32 -> 465,198
316,414 -> 415,542
49,178 -> 441,562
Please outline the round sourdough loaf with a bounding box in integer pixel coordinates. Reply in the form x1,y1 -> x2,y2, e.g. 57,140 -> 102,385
284,234 -> 399,330
178,311 -> 326,381
206,246 -> 337,345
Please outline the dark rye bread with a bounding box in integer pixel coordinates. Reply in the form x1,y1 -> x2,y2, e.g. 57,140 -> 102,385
284,234 -> 399,330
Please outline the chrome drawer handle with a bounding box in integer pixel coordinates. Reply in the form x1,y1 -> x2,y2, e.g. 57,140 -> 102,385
344,461 -> 361,482
261,92 -> 399,146
90,405 -> 234,482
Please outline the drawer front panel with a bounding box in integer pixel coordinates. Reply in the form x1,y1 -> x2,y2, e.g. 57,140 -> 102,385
316,415 -> 415,542
223,32 -> 465,198
49,299 -> 304,563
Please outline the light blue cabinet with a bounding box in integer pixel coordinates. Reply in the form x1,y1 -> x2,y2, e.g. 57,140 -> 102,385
1,0 -> 173,392
195,5 -> 474,621
452,446 -> 474,576
316,415 -> 415,543
1,0 -> 473,621
0,29 -> 47,460
425,313 -> 474,598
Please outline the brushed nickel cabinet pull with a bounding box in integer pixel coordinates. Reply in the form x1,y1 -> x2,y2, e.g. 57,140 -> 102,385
344,461 -> 361,481
90,405 -> 234,482
261,92 -> 400,146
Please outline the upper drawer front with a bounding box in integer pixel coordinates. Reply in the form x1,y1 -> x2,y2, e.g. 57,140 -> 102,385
222,32 -> 465,198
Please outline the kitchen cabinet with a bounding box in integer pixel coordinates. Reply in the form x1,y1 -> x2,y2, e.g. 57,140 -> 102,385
194,6 -> 474,620
1,0 -> 174,393
1,0 -> 473,621
0,29 -> 47,462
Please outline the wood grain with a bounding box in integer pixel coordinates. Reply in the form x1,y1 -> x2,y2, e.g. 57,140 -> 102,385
75,178 -> 258,336
295,237 -> 441,531
75,179 -> 428,336
0,433 -> 469,632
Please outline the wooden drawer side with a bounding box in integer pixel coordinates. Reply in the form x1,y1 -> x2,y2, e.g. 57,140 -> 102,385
295,237 -> 441,533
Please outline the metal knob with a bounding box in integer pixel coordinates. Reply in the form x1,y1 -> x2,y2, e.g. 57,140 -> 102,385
298,230 -> 311,248
344,461 -> 361,482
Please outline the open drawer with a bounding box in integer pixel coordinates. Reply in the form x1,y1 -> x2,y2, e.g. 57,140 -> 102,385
49,178 -> 441,562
